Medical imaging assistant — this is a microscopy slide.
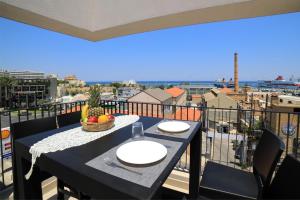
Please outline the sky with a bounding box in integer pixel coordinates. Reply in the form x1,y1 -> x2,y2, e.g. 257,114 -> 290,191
1,12 -> 300,82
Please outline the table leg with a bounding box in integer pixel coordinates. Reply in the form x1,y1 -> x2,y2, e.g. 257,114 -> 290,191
12,149 -> 20,199
189,127 -> 201,199
14,153 -> 42,199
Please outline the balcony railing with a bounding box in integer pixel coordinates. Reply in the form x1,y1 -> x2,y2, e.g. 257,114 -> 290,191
0,100 -> 299,191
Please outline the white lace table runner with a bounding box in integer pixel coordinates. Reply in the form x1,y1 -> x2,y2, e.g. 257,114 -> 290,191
25,115 -> 140,179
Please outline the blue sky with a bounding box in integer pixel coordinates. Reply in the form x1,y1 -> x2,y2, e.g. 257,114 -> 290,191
1,12 -> 300,81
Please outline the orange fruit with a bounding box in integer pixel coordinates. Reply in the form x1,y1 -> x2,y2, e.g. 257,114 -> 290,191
98,115 -> 109,123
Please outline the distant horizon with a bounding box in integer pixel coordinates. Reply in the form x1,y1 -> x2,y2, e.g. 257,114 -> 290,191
85,80 -> 259,82
0,67 -> 296,82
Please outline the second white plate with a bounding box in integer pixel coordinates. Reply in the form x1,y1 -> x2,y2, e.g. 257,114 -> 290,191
158,121 -> 190,133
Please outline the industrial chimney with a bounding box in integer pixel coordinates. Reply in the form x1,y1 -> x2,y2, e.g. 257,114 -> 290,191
234,52 -> 239,92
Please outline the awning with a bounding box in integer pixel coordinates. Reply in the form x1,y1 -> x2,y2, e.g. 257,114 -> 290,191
1,0 -> 300,41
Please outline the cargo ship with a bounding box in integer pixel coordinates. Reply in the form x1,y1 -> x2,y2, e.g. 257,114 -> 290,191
214,78 -> 234,88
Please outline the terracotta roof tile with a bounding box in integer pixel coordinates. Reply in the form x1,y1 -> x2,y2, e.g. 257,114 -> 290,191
192,94 -> 201,98
219,87 -> 234,94
165,87 -> 185,98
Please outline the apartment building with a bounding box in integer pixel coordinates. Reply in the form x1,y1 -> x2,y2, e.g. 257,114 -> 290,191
117,87 -> 140,99
267,95 -> 300,154
0,70 -> 57,108
127,88 -> 172,116
202,89 -> 239,131
64,75 -> 86,87
165,87 -> 186,105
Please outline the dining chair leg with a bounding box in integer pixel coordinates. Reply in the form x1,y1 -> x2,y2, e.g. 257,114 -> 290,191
57,179 -> 65,200
79,192 -> 91,200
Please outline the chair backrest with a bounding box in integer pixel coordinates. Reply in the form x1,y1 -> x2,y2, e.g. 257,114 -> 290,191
10,116 -> 57,140
264,155 -> 300,199
253,129 -> 285,189
57,111 -> 81,127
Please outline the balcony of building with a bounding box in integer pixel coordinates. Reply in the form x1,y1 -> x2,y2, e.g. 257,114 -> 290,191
0,100 -> 299,199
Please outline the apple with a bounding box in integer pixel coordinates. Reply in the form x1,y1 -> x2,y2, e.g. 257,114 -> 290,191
107,114 -> 115,121
88,116 -> 98,123
82,118 -> 88,123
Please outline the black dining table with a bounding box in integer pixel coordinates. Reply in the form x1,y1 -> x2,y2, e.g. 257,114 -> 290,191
13,116 -> 202,199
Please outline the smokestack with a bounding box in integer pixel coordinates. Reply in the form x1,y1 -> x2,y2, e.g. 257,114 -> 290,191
234,52 -> 239,92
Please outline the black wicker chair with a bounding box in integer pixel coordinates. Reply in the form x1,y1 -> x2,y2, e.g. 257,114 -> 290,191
263,154 -> 300,199
57,111 -> 81,127
56,111 -> 90,199
199,129 -> 285,199
11,116 -> 58,140
11,117 -> 58,199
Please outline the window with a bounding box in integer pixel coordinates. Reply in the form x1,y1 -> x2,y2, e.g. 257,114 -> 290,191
288,101 -> 292,104
280,99 -> 283,103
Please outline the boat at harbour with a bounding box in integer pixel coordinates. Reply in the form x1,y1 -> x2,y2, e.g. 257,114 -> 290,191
258,76 -> 300,89
214,78 -> 234,88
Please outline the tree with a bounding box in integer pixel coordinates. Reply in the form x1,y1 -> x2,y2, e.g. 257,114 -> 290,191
140,85 -> 146,90
113,88 -> 117,95
57,80 -> 68,85
110,82 -> 124,89
0,75 -> 17,108
167,84 -> 174,89
158,85 -> 165,90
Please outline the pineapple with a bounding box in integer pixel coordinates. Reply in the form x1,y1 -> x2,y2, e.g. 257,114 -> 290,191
87,85 -> 104,117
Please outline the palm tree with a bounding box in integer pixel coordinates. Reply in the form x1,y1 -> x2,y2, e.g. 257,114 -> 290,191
0,75 -> 17,108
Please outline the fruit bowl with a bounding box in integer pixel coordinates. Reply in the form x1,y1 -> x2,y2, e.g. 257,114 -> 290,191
81,119 -> 115,132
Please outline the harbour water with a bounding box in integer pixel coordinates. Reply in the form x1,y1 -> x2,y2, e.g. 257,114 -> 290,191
86,81 -> 258,88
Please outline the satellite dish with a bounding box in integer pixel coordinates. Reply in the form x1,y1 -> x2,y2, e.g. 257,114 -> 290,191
281,123 -> 296,136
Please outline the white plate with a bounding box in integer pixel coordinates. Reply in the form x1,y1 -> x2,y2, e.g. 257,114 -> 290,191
116,140 -> 167,165
158,121 -> 190,133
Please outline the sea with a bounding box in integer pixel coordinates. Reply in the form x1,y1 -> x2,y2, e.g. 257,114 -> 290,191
86,81 -> 258,88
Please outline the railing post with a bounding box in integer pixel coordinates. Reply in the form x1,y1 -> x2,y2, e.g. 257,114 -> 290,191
17,109 -> 20,122
0,112 -> 5,187
296,114 -> 300,157
48,104 -> 51,117
286,113 -> 291,155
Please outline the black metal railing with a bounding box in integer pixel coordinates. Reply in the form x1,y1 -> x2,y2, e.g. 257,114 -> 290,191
0,100 -> 299,190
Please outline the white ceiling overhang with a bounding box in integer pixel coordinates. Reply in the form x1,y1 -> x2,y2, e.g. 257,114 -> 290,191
1,0 -> 300,41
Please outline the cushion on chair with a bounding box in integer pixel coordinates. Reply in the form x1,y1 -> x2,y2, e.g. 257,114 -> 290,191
264,155 -> 300,199
199,161 -> 259,199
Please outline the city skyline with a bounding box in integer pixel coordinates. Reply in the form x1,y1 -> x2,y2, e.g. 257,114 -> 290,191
1,12 -> 300,81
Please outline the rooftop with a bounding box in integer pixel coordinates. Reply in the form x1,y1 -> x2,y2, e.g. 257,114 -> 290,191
202,92 -> 216,101
219,87 -> 234,94
144,88 -> 172,102
278,95 -> 300,102
165,87 -> 185,98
